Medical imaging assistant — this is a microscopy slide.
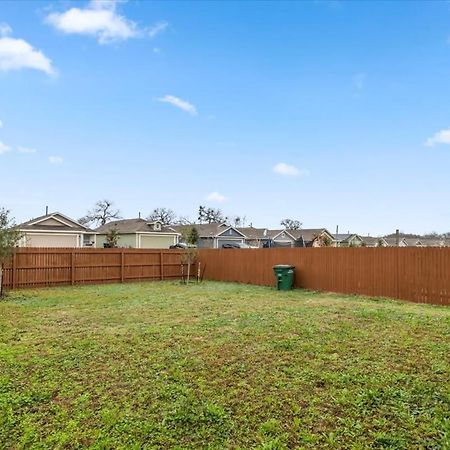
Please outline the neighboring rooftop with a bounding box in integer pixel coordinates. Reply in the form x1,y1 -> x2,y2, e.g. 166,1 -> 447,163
95,218 -> 179,234
19,212 -> 93,232
384,237 -> 407,246
360,236 -> 386,246
170,222 -> 231,238
236,227 -> 270,240
333,233 -> 357,243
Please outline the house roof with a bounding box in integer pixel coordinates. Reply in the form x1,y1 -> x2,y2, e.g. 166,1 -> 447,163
267,229 -> 293,239
18,212 -> 94,232
236,227 -> 270,240
96,218 -> 179,234
272,228 -> 332,242
333,233 -> 359,243
360,236 -> 385,246
171,223 -> 245,238
419,238 -> 445,247
403,238 -> 423,246
384,237 -> 407,246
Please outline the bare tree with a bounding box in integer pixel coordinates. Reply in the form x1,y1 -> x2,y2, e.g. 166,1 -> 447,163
198,205 -> 226,224
423,231 -> 442,239
198,205 -> 207,223
176,216 -> 193,226
231,215 -> 247,227
181,247 -> 198,284
79,200 -> 121,227
0,208 -> 22,297
147,208 -> 177,226
280,218 -> 302,230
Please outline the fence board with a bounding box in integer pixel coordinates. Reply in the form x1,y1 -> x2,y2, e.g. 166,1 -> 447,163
198,248 -> 450,306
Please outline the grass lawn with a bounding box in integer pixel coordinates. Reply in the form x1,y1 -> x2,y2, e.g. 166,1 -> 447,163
0,282 -> 449,449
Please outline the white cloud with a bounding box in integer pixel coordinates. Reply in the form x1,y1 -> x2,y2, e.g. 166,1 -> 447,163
352,72 -> 366,91
0,141 -> 11,154
158,95 -> 197,115
273,162 -> 308,177
17,146 -> 37,154
0,23 -> 12,37
148,21 -> 168,38
49,156 -> 63,164
0,119 -> 3,128
46,1 -> 167,45
425,128 -> 450,147
206,192 -> 228,203
0,28 -> 55,75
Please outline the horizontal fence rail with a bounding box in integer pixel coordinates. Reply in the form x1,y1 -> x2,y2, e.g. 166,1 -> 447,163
198,248 -> 450,306
2,248 -> 192,289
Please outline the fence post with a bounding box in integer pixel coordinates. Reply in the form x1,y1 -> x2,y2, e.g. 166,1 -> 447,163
160,251 -> 164,280
121,250 -> 125,283
71,251 -> 75,285
396,247 -> 400,300
12,251 -> 17,289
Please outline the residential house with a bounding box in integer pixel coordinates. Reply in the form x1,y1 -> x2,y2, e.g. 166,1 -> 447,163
236,227 -> 272,248
333,233 -> 364,247
360,236 -> 387,247
172,223 -> 247,249
419,238 -> 446,247
403,238 -> 424,247
95,219 -> 179,248
384,237 -> 408,247
18,212 -> 96,247
268,228 -> 335,247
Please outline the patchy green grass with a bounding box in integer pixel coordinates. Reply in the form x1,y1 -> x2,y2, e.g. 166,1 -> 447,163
0,281 -> 449,449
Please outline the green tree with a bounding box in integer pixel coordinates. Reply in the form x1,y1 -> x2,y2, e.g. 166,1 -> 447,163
0,208 -> 22,297
105,227 -> 119,248
188,227 -> 199,245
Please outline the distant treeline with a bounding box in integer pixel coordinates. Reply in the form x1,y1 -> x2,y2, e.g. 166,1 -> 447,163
384,232 -> 450,239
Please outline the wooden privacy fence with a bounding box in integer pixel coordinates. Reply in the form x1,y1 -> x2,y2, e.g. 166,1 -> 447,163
3,247 -> 450,306
2,248 -> 191,289
198,247 -> 450,306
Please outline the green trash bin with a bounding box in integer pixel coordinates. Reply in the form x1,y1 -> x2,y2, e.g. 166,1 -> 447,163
273,265 -> 295,291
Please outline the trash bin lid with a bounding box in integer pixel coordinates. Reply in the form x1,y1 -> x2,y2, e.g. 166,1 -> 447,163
273,264 -> 295,269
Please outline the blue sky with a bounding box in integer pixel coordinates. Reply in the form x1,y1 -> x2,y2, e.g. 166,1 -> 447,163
1,0 -> 450,235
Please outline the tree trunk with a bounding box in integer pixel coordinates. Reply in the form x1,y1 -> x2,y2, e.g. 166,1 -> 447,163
186,258 -> 190,284
0,265 -> 3,298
